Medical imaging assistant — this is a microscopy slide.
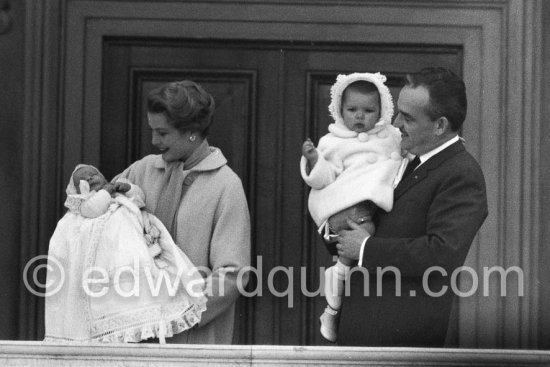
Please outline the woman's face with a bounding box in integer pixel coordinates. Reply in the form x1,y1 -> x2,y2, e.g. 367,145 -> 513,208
148,112 -> 196,162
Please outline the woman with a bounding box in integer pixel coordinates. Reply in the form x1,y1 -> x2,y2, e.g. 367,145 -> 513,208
116,80 -> 251,344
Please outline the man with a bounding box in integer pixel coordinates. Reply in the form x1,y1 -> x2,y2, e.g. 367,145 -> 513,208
334,67 -> 488,347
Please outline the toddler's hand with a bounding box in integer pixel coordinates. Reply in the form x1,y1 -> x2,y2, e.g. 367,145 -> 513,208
114,182 -> 131,193
302,138 -> 319,168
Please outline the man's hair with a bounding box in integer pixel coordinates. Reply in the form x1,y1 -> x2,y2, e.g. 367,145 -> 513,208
405,67 -> 467,132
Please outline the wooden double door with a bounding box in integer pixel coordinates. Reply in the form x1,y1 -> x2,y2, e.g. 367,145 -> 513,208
101,39 -> 461,345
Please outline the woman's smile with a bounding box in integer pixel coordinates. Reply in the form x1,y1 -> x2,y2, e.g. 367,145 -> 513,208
148,112 -> 197,162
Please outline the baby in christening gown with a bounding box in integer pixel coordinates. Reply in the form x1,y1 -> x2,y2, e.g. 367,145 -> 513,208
45,164 -> 206,343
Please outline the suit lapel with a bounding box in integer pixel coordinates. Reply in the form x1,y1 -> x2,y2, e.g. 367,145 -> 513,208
394,166 -> 428,200
394,141 -> 465,200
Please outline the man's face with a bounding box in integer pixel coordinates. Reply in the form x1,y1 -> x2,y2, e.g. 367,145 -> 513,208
393,85 -> 439,156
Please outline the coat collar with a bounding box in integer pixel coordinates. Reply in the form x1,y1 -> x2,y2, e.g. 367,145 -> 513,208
152,147 -> 227,172
394,141 -> 465,200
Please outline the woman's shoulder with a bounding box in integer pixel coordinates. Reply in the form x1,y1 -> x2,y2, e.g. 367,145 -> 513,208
136,154 -> 164,166
127,154 -> 165,172
194,148 -> 241,183
193,165 -> 244,201
210,164 -> 243,186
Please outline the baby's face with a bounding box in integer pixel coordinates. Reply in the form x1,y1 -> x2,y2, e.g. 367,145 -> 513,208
341,89 -> 381,133
72,166 -> 107,193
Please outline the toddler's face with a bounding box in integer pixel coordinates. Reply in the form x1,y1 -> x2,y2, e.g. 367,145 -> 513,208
72,166 -> 107,193
341,89 -> 381,133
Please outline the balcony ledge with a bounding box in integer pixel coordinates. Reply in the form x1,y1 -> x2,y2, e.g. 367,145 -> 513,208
1,341 -> 550,366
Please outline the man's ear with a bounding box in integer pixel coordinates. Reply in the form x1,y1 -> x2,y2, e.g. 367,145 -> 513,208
433,116 -> 450,136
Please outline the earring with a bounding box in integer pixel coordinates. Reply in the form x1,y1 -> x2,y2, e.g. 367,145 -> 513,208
189,135 -> 196,142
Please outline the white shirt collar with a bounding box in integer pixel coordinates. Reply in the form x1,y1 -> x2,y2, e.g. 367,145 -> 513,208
392,135 -> 461,188
418,135 -> 460,167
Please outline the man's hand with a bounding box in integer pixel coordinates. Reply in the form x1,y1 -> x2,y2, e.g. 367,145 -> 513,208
336,218 -> 373,260
114,182 -> 131,193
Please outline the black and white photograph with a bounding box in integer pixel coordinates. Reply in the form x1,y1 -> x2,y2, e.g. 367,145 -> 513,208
0,0 -> 549,365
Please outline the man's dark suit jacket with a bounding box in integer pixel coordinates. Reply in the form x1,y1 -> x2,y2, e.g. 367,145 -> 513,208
337,141 -> 488,347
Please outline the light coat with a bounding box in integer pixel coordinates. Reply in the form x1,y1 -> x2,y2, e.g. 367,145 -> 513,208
116,149 -> 251,344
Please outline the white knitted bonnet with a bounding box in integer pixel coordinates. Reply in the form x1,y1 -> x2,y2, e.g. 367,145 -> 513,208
328,72 -> 394,129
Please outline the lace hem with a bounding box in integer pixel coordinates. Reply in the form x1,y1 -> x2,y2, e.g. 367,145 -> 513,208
45,301 -> 206,344
92,300 -> 206,343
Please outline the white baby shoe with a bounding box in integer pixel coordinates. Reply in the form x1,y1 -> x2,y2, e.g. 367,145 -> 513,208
319,305 -> 339,342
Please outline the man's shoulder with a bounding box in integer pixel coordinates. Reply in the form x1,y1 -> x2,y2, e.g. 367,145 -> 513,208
430,142 -> 482,172
427,143 -> 486,188
446,144 -> 483,172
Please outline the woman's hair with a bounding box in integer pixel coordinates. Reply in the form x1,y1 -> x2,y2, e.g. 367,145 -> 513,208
405,67 -> 467,132
147,80 -> 216,137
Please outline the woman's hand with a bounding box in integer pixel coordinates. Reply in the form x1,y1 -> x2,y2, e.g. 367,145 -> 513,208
114,182 -> 131,193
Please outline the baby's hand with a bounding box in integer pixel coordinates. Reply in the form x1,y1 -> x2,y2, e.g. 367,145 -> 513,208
114,182 -> 131,193
302,138 -> 319,168
102,183 -> 117,195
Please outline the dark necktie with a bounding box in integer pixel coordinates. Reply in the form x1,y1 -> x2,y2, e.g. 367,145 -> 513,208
403,156 -> 421,179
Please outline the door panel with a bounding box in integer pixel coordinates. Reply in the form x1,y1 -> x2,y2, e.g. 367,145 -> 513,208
101,39 -> 461,345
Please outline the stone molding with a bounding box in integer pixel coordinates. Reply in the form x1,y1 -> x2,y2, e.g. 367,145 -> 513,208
2,342 -> 550,366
